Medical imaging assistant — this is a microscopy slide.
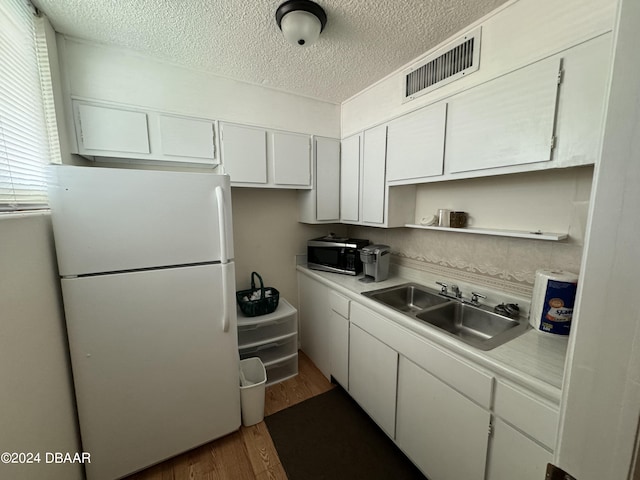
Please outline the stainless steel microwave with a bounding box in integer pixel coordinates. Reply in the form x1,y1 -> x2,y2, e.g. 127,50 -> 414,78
307,235 -> 370,275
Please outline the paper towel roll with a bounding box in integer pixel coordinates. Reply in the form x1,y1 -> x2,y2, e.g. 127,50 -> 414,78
529,269 -> 579,335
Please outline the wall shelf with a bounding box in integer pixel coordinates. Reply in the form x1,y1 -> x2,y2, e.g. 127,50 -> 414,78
404,224 -> 568,241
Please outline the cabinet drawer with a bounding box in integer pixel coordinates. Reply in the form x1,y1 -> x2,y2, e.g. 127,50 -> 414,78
239,333 -> 297,365
238,315 -> 296,346
264,353 -> 298,386
329,290 -> 350,318
494,379 -> 559,450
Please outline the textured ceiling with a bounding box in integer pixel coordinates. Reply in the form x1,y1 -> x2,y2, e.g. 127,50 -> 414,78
32,0 -> 509,104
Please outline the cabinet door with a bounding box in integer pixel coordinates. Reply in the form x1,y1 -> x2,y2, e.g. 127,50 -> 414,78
386,102 -> 447,182
329,310 -> 349,389
361,125 -> 387,224
446,57 -> 561,173
220,123 -> 267,184
349,323 -> 398,438
486,418 -> 553,480
315,137 -> 340,221
158,115 -> 214,160
297,273 -> 331,379
76,103 -> 150,155
272,132 -> 311,186
340,134 -> 361,222
396,356 -> 490,480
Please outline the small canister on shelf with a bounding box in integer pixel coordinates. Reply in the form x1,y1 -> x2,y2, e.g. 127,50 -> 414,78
450,211 -> 468,228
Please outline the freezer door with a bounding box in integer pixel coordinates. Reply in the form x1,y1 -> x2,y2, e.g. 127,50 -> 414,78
48,166 -> 234,276
61,263 -> 240,480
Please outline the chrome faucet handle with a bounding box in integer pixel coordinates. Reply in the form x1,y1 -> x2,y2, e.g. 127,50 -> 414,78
435,281 -> 448,294
471,292 -> 487,304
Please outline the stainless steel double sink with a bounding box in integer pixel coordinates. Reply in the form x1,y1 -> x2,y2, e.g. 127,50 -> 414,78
362,283 -> 529,351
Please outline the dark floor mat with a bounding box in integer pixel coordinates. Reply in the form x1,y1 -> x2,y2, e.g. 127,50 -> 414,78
265,386 -> 427,480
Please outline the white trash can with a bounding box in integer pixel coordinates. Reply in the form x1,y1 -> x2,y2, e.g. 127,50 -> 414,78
239,357 -> 267,427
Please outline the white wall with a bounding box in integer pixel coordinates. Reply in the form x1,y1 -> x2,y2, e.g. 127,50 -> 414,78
556,0 -> 640,477
414,167 -> 592,239
0,214 -> 82,480
231,188 -> 346,309
346,167 -> 592,294
57,36 -> 340,139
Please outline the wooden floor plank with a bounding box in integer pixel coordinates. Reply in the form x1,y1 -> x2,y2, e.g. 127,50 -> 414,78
239,422 -> 281,475
254,462 -> 288,480
206,431 -> 256,480
126,351 -> 331,479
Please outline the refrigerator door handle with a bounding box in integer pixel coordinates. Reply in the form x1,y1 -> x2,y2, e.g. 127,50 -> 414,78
215,186 -> 228,264
215,186 -> 230,333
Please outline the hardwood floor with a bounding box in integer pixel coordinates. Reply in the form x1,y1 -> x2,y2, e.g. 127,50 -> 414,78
127,351 -> 333,480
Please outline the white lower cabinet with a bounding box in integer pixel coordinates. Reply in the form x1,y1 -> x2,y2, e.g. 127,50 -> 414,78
486,418 -> 553,480
328,290 -> 350,388
297,271 -> 562,480
297,272 -> 332,379
329,311 -> 349,388
396,356 -> 490,480
486,379 -> 558,479
348,323 -> 398,438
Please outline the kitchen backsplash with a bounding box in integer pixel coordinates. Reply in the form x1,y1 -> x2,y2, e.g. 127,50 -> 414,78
347,226 -> 583,298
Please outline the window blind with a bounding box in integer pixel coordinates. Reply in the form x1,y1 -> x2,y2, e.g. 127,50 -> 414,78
0,0 -> 60,211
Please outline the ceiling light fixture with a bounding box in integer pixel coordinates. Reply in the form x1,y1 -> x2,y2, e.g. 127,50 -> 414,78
275,0 -> 327,47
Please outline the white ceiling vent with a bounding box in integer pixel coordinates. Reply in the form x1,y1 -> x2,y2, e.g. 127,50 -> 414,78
403,27 -> 481,103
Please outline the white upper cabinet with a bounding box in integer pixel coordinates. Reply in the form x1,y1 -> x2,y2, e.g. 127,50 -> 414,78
314,137 -> 340,221
272,132 -> 311,187
297,136 -> 340,223
220,123 -> 267,184
445,57 -> 561,173
72,100 -> 217,166
220,123 -> 312,189
340,134 -> 361,222
386,102 -> 447,183
340,129 -> 415,228
361,125 -> 387,224
76,103 -> 150,155
158,115 -> 215,160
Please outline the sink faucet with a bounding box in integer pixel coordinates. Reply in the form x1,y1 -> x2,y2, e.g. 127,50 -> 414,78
436,281 -> 462,299
469,292 -> 487,306
436,281 -> 486,306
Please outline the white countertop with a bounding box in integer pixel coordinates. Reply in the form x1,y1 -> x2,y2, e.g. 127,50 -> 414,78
297,265 -> 568,404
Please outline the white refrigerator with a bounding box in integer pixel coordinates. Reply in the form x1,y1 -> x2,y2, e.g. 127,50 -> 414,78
48,166 -> 241,480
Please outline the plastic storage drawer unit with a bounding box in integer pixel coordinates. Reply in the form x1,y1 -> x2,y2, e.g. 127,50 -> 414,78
237,298 -> 298,386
